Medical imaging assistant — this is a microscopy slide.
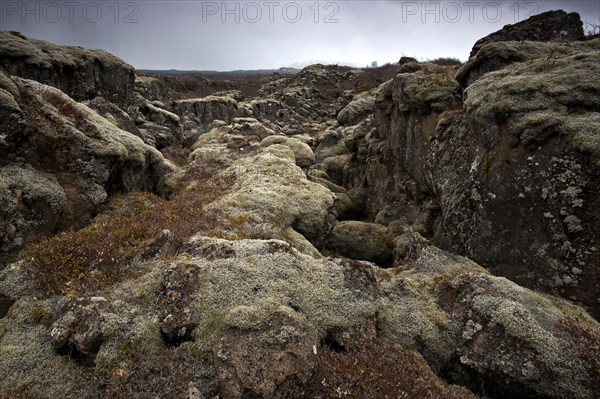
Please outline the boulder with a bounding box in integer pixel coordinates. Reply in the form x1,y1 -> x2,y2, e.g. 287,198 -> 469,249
457,39 -> 599,88
314,128 -> 350,163
85,97 -> 141,138
319,154 -> 352,186
0,166 -> 67,258
134,75 -> 179,104
326,221 -> 395,266
232,117 -> 277,140
214,312 -> 316,398
337,91 -> 375,126
379,242 -> 600,399
469,10 -> 584,58
259,135 -> 315,168
174,96 -> 238,133
1,235 -> 598,398
213,145 -> 335,248
237,98 -> 290,121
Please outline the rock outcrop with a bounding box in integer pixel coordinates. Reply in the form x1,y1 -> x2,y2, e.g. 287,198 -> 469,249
175,96 -> 238,131
0,31 -> 135,105
1,235 -> 598,398
349,37 -> 600,319
0,69 -> 174,262
469,10 -> 584,57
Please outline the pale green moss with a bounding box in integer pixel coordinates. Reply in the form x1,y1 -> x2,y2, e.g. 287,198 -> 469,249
259,135 -> 315,168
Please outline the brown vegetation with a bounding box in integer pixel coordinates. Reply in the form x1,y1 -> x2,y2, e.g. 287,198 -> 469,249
147,73 -> 278,99
160,144 -> 191,167
356,63 -> 399,91
430,57 -> 463,66
21,153 -> 234,296
307,328 -> 476,399
44,90 -> 101,138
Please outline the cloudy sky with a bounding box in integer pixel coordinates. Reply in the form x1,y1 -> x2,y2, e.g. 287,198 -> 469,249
1,1 -> 599,70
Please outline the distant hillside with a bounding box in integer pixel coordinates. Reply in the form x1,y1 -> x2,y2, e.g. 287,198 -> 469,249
288,60 -> 365,69
138,67 -> 300,77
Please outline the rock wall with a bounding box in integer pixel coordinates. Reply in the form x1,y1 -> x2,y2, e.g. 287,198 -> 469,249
342,23 -> 600,318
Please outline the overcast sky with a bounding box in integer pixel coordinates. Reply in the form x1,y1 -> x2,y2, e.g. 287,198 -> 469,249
1,1 -> 599,70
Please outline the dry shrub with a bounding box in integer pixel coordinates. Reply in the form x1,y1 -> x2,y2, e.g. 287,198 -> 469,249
308,330 -> 475,399
22,154 -> 234,296
430,57 -> 463,67
356,63 -> 398,91
0,385 -> 37,399
159,72 -> 274,99
160,144 -> 191,167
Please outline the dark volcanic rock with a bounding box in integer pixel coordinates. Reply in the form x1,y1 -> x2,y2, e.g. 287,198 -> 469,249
50,299 -> 107,360
160,263 -> 201,346
435,40 -> 600,318
469,10 -> 584,58
0,31 -> 135,105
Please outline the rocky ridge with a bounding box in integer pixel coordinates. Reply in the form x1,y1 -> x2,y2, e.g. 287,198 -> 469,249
1,11 -> 599,399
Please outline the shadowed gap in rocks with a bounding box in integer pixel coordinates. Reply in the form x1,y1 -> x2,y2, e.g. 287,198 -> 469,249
0,294 -> 15,319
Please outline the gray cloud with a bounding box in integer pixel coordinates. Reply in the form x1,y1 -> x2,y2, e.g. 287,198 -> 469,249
1,0 -> 598,70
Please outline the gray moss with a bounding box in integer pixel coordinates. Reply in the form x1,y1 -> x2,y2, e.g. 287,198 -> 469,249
0,70 -> 19,99
1,235 -> 598,398
0,165 -> 67,213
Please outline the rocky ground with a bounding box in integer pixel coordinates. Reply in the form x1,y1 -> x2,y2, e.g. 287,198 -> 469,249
1,10 -> 599,399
